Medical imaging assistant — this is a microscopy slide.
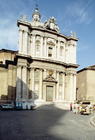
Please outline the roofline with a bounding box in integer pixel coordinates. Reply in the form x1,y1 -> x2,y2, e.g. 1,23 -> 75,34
77,65 -> 95,73
0,49 -> 18,53
17,20 -> 78,41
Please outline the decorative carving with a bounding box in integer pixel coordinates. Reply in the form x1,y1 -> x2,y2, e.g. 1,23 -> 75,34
48,70 -> 53,76
47,41 -> 55,46
19,15 -> 28,21
43,75 -> 57,83
36,35 -> 41,40
32,8 -> 41,22
70,31 -> 77,38
35,40 -> 40,46
44,17 -> 59,32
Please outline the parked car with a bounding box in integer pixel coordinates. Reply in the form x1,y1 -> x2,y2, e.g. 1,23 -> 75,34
79,101 -> 91,115
0,105 -> 2,110
15,101 -> 36,110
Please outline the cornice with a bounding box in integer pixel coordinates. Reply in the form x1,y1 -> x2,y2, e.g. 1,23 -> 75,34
32,57 -> 79,68
17,20 -> 78,42
77,66 -> 95,73
0,49 -> 18,54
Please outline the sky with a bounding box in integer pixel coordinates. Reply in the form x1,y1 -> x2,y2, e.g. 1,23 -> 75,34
0,0 -> 95,70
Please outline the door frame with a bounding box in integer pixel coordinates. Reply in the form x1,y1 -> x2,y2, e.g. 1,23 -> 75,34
46,85 -> 53,101
43,82 -> 56,102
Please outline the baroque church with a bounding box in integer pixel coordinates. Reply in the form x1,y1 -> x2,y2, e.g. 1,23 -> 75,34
0,8 -> 78,108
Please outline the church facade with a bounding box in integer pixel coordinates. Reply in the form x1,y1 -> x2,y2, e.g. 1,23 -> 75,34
0,8 -> 78,108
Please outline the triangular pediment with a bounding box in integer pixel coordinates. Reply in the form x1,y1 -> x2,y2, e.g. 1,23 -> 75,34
43,75 -> 57,83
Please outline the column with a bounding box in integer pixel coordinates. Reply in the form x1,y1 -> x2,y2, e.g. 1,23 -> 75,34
27,34 -> 30,55
30,68 -> 34,91
57,40 -> 60,60
65,42 -> 69,63
63,44 -> 65,62
8,66 -> 14,100
64,73 -> 71,101
44,37 -> 47,57
39,69 -> 43,99
53,45 -> 56,59
70,74 -> 74,101
22,66 -> 28,100
73,45 -> 76,64
19,29 -> 23,53
55,43 -> 58,59
53,70 -> 56,79
56,71 -> 59,100
43,69 -> 47,79
16,66 -> 22,101
32,35 -> 36,56
64,43 -> 66,63
23,31 -> 28,55
73,74 -> 76,101
62,73 -> 65,100
40,37 -> 43,57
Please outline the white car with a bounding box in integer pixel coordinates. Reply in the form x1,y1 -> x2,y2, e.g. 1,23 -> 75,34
0,104 -> 14,110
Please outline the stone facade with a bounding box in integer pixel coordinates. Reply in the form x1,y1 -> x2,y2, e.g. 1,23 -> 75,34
0,50 -> 17,102
0,8 -> 78,107
77,65 -> 95,102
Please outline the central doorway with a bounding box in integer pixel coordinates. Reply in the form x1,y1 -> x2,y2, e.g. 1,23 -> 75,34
46,86 -> 53,101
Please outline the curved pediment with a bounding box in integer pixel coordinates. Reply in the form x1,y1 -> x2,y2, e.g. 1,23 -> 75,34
47,41 -> 55,46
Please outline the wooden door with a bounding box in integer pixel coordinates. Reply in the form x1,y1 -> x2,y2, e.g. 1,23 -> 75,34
46,86 -> 53,101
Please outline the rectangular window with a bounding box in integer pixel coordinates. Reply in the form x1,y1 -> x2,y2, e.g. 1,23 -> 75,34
48,47 -> 53,57
60,46 -> 63,56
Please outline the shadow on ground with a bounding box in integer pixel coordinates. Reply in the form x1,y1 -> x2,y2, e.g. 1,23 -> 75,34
0,104 -> 70,140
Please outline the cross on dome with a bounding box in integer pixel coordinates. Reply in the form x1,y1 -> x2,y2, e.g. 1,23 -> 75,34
32,3 -> 41,22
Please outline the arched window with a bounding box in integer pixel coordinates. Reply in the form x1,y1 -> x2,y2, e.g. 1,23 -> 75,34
48,46 -> 53,57
47,41 -> 55,58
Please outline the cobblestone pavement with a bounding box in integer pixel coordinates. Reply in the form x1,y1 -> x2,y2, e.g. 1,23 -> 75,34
0,104 -> 95,140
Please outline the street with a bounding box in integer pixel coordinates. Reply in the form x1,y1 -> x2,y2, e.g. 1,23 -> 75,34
0,104 -> 95,140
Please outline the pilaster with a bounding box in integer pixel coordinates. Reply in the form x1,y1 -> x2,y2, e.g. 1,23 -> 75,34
43,69 -> 47,79
23,31 -> 28,55
22,66 -> 28,100
32,35 -> 36,56
57,40 -> 60,60
56,71 -> 59,100
53,45 -> 56,59
44,37 -> 47,57
31,68 -> 35,92
16,66 -> 22,101
39,69 -> 43,99
40,37 -> 43,57
62,73 -> 65,100
19,29 -> 23,53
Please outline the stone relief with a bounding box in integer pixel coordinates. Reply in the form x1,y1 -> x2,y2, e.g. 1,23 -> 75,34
44,17 -> 59,32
